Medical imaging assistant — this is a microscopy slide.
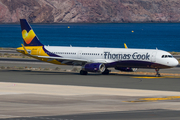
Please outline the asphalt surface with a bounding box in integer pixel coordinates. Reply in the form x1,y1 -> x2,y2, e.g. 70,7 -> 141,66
0,69 -> 180,91
1,57 -> 180,120
1,109 -> 180,120
0,57 -> 180,92
0,50 -> 19,54
0,58 -> 41,62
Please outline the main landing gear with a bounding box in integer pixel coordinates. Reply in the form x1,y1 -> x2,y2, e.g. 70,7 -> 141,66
155,68 -> 161,77
80,70 -> 88,75
79,69 -> 110,75
102,69 -> 110,75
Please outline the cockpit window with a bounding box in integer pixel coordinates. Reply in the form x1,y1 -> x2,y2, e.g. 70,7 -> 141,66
168,55 -> 173,58
162,55 -> 173,58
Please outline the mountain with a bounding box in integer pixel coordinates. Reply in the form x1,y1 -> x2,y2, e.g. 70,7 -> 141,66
0,0 -> 180,23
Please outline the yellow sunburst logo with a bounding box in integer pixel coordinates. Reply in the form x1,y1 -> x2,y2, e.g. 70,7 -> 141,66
22,29 -> 36,44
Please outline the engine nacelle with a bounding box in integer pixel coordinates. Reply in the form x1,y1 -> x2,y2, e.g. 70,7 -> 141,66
115,67 -> 137,72
82,63 -> 106,72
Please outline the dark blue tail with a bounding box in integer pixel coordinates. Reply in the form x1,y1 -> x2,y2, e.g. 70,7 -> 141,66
20,19 -> 43,46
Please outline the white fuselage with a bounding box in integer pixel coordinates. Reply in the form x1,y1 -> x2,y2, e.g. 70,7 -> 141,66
43,46 -> 179,69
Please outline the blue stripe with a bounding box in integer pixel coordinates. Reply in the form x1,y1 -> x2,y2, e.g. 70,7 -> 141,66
42,46 -> 61,57
105,60 -> 171,69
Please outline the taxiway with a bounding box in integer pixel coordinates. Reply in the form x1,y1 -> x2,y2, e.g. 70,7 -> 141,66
0,58 -> 180,120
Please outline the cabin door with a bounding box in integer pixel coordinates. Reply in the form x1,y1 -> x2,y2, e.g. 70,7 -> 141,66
151,52 -> 157,62
77,50 -> 82,59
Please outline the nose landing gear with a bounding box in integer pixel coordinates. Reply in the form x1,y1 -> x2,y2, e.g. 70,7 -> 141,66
155,68 -> 161,77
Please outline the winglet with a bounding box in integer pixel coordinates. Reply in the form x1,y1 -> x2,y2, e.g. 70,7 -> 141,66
124,43 -> 128,49
21,44 -> 28,54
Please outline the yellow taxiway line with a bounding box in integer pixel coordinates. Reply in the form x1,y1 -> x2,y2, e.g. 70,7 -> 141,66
111,72 -> 180,78
123,96 -> 180,103
133,76 -> 180,79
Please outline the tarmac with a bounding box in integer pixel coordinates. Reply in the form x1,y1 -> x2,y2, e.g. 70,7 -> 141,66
0,58 -> 180,120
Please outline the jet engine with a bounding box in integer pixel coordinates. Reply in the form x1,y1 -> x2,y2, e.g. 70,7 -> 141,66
82,63 -> 106,72
115,67 -> 137,72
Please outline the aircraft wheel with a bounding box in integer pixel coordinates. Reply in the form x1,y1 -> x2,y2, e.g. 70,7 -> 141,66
155,74 -> 161,77
80,70 -> 88,75
102,69 -> 110,75
155,68 -> 161,77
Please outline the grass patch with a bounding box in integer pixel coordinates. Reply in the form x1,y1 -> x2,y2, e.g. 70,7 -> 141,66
170,52 -> 180,55
71,67 -> 81,72
54,67 -> 61,71
0,66 -> 5,69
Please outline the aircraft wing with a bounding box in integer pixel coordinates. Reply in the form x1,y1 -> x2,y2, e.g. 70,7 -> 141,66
36,55 -> 88,63
33,55 -> 112,65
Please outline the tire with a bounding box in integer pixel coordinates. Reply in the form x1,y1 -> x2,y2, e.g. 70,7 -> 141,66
102,69 -> 110,75
155,74 -> 161,77
80,70 -> 88,75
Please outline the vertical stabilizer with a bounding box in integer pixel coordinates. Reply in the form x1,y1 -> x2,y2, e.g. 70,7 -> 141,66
20,19 -> 43,46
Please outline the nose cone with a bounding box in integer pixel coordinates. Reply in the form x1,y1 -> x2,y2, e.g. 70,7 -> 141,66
170,58 -> 179,67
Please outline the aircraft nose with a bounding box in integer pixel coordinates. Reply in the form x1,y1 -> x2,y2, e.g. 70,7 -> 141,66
171,58 -> 179,67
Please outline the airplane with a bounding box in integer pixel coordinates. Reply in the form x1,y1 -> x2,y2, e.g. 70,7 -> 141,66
17,19 -> 179,77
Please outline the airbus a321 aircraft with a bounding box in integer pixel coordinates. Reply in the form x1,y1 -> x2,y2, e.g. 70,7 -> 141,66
17,19 -> 179,77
